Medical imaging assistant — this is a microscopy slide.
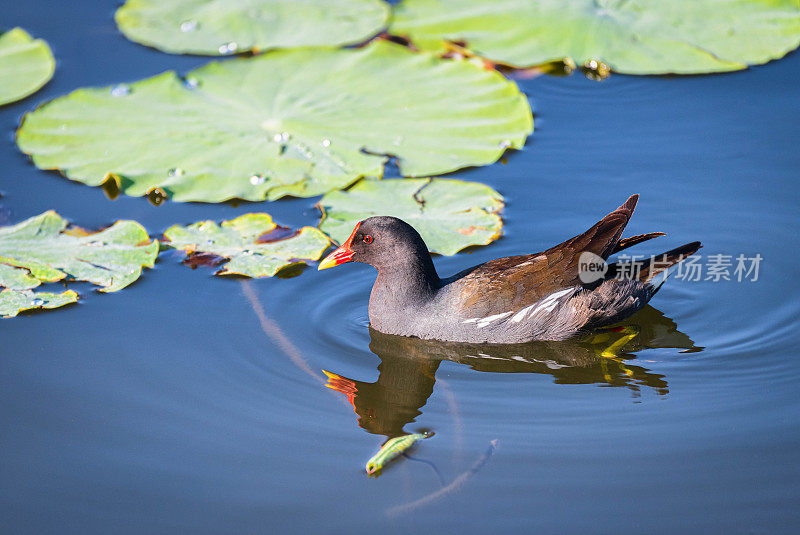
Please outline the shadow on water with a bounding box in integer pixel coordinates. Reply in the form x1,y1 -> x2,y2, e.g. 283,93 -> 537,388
323,305 -> 700,442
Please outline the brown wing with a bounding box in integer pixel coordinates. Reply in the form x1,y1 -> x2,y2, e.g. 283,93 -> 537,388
451,194 -> 640,317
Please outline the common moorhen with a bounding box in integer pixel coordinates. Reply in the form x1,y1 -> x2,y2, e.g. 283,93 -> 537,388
318,195 -> 700,343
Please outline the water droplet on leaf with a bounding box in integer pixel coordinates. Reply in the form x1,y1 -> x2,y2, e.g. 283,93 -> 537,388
321,139 -> 331,148
168,168 -> 184,177
249,174 -> 266,185
111,84 -> 130,97
218,42 -> 238,55
146,187 -> 168,206
180,20 -> 198,32
582,59 -> 610,81
291,140 -> 314,160
32,298 -> 44,306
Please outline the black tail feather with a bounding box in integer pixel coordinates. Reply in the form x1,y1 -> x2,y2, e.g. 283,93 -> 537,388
609,241 -> 702,283
612,232 -> 667,254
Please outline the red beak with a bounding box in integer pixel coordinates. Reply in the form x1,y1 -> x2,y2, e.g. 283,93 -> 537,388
318,222 -> 360,270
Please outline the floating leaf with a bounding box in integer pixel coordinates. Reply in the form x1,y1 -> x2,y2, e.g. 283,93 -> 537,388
0,289 -> 78,318
0,27 -> 55,105
163,213 -> 331,277
0,262 -> 40,290
115,0 -> 390,55
364,432 -> 431,476
16,41 -> 532,203
391,0 -> 800,74
0,211 -> 159,295
318,178 -> 503,256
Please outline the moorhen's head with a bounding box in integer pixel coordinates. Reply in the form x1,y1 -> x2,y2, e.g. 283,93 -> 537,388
318,216 -> 433,274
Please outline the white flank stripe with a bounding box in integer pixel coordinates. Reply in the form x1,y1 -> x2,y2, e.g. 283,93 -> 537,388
547,288 -> 574,302
462,311 -> 512,327
463,288 -> 574,327
515,288 -> 574,323
510,305 -> 535,323
476,311 -> 513,328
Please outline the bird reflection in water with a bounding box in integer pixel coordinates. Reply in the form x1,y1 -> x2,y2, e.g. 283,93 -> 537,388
324,306 -> 700,445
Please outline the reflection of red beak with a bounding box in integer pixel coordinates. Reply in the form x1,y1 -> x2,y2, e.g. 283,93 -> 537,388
318,222 -> 360,270
322,370 -> 358,411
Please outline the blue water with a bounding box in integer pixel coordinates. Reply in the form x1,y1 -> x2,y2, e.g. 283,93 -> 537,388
1,2 -> 799,533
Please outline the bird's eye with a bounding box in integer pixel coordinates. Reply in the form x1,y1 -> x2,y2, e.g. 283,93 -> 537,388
363,234 -> 373,244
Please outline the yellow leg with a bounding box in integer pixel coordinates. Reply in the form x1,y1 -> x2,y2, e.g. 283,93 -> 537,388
588,326 -> 641,379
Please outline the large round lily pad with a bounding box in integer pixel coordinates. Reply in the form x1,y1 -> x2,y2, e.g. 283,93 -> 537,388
391,0 -> 800,74
318,178 -> 503,256
115,0 -> 390,55
17,41 -> 532,203
163,213 -> 331,277
0,211 -> 158,317
0,27 -> 55,106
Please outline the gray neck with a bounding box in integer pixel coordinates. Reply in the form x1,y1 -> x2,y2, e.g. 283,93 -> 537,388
368,258 -> 440,331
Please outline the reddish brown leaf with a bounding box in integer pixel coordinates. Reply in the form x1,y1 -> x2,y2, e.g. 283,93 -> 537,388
183,252 -> 225,269
255,225 -> 301,243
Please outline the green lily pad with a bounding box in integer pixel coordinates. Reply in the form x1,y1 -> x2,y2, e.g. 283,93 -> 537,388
163,213 -> 331,277
0,211 -> 159,294
318,178 -> 503,256
115,0 -> 390,55
391,0 -> 800,74
0,262 -> 41,290
0,289 -> 79,318
16,41 -> 532,203
0,27 -> 55,106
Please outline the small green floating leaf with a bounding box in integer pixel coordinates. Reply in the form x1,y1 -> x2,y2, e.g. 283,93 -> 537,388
0,27 -> 55,106
391,0 -> 800,74
319,178 -> 504,256
365,432 -> 431,476
16,41 -> 532,203
115,0 -> 390,55
0,211 -> 159,294
0,289 -> 78,318
163,213 -> 331,277
0,211 -> 157,318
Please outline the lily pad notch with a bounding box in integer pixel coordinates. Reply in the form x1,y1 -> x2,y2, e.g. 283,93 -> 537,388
163,213 -> 331,277
16,41 -> 532,203
318,177 -> 504,256
0,211 -> 159,318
